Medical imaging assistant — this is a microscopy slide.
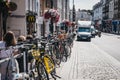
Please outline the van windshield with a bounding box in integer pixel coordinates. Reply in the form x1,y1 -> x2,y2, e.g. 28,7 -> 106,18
78,27 -> 90,32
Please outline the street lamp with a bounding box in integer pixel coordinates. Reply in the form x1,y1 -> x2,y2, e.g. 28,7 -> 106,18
72,0 -> 76,22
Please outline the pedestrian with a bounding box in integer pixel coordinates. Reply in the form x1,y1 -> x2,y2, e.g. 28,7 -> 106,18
17,35 -> 33,73
17,35 -> 26,72
17,35 -> 26,43
26,35 -> 33,62
0,31 -> 19,80
26,34 -> 33,41
26,35 -> 34,71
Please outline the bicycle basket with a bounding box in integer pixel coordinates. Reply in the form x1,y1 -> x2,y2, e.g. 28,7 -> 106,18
32,50 -> 40,58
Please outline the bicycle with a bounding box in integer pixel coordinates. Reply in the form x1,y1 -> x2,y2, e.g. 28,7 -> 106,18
29,38 -> 61,80
47,37 -> 62,66
17,39 -> 50,80
0,43 -> 46,80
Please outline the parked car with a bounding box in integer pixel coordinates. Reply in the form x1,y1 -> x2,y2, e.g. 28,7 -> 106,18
91,26 -> 96,38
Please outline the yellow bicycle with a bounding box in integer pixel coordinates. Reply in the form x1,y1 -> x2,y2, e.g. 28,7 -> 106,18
29,45 -> 55,80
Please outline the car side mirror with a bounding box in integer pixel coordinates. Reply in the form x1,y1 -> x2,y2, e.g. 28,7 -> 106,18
76,30 -> 78,33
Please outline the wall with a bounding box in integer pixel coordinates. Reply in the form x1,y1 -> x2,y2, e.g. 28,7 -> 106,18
7,0 -> 26,37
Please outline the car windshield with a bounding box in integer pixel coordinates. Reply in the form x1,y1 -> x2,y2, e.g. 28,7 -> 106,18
78,27 -> 90,32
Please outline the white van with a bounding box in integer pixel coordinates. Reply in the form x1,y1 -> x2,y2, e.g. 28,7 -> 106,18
77,20 -> 92,41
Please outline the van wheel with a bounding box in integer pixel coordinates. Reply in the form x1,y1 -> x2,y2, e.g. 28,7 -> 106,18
88,39 -> 91,42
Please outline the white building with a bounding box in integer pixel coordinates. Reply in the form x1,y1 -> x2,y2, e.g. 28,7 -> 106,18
57,0 -> 70,22
76,9 -> 92,21
93,1 -> 103,26
109,0 -> 114,19
57,0 -> 63,23
69,10 -> 73,22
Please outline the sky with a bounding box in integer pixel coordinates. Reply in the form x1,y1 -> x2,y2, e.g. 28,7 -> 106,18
69,0 -> 100,10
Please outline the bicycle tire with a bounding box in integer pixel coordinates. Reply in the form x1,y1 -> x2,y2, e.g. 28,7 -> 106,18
59,44 -> 67,62
37,62 -> 49,80
61,46 -> 68,62
61,53 -> 67,62
66,45 -> 71,58
30,59 -> 49,80
52,46 -> 62,65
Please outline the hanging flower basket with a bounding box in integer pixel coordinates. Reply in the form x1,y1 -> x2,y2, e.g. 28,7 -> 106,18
8,2 -> 17,11
44,9 -> 60,23
55,14 -> 60,23
44,10 -> 52,19
71,22 -> 76,26
62,20 -> 71,26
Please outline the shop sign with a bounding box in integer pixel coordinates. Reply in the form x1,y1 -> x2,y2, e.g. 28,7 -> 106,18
26,15 -> 36,23
37,17 -> 43,24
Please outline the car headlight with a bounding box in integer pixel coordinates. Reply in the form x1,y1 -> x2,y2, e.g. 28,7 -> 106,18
88,35 -> 92,37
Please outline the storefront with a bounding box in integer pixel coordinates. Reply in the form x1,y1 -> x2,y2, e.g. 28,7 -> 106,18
102,20 -> 112,32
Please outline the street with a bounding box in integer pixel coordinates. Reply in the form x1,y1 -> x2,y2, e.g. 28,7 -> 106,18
1,0 -> 120,80
55,33 -> 120,80
92,33 -> 120,62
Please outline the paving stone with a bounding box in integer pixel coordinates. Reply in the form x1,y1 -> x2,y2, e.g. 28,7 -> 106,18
54,41 -> 120,80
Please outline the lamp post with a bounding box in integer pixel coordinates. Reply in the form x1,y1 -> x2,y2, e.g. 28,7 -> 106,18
72,0 -> 76,22
0,1 -> 3,40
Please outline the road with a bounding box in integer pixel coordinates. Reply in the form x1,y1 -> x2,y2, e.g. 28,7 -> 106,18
92,33 -> 120,62
54,33 -> 120,80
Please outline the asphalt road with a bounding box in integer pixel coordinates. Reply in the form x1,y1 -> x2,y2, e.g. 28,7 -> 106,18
92,33 -> 120,62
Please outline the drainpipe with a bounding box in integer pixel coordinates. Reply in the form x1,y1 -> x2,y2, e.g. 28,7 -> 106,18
0,13 -> 3,40
0,0 -> 3,40
50,0 -> 53,8
2,1 -> 9,35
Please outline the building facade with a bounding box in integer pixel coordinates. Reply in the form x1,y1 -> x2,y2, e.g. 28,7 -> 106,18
0,0 -> 71,39
2,0 -> 41,38
93,0 -> 120,33
93,1 -> 103,29
76,9 -> 92,21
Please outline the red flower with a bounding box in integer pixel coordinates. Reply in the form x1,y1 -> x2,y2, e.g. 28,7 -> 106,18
44,10 -> 51,19
44,9 -> 60,23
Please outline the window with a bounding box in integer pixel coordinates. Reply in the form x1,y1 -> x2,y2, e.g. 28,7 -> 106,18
45,0 -> 52,8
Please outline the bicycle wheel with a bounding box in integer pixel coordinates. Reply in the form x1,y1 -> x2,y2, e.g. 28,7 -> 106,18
52,46 -> 62,66
30,59 -> 49,80
61,46 -> 68,62
66,45 -> 71,58
37,62 -> 49,80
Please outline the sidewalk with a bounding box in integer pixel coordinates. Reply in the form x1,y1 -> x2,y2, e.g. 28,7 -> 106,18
54,40 -> 120,80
